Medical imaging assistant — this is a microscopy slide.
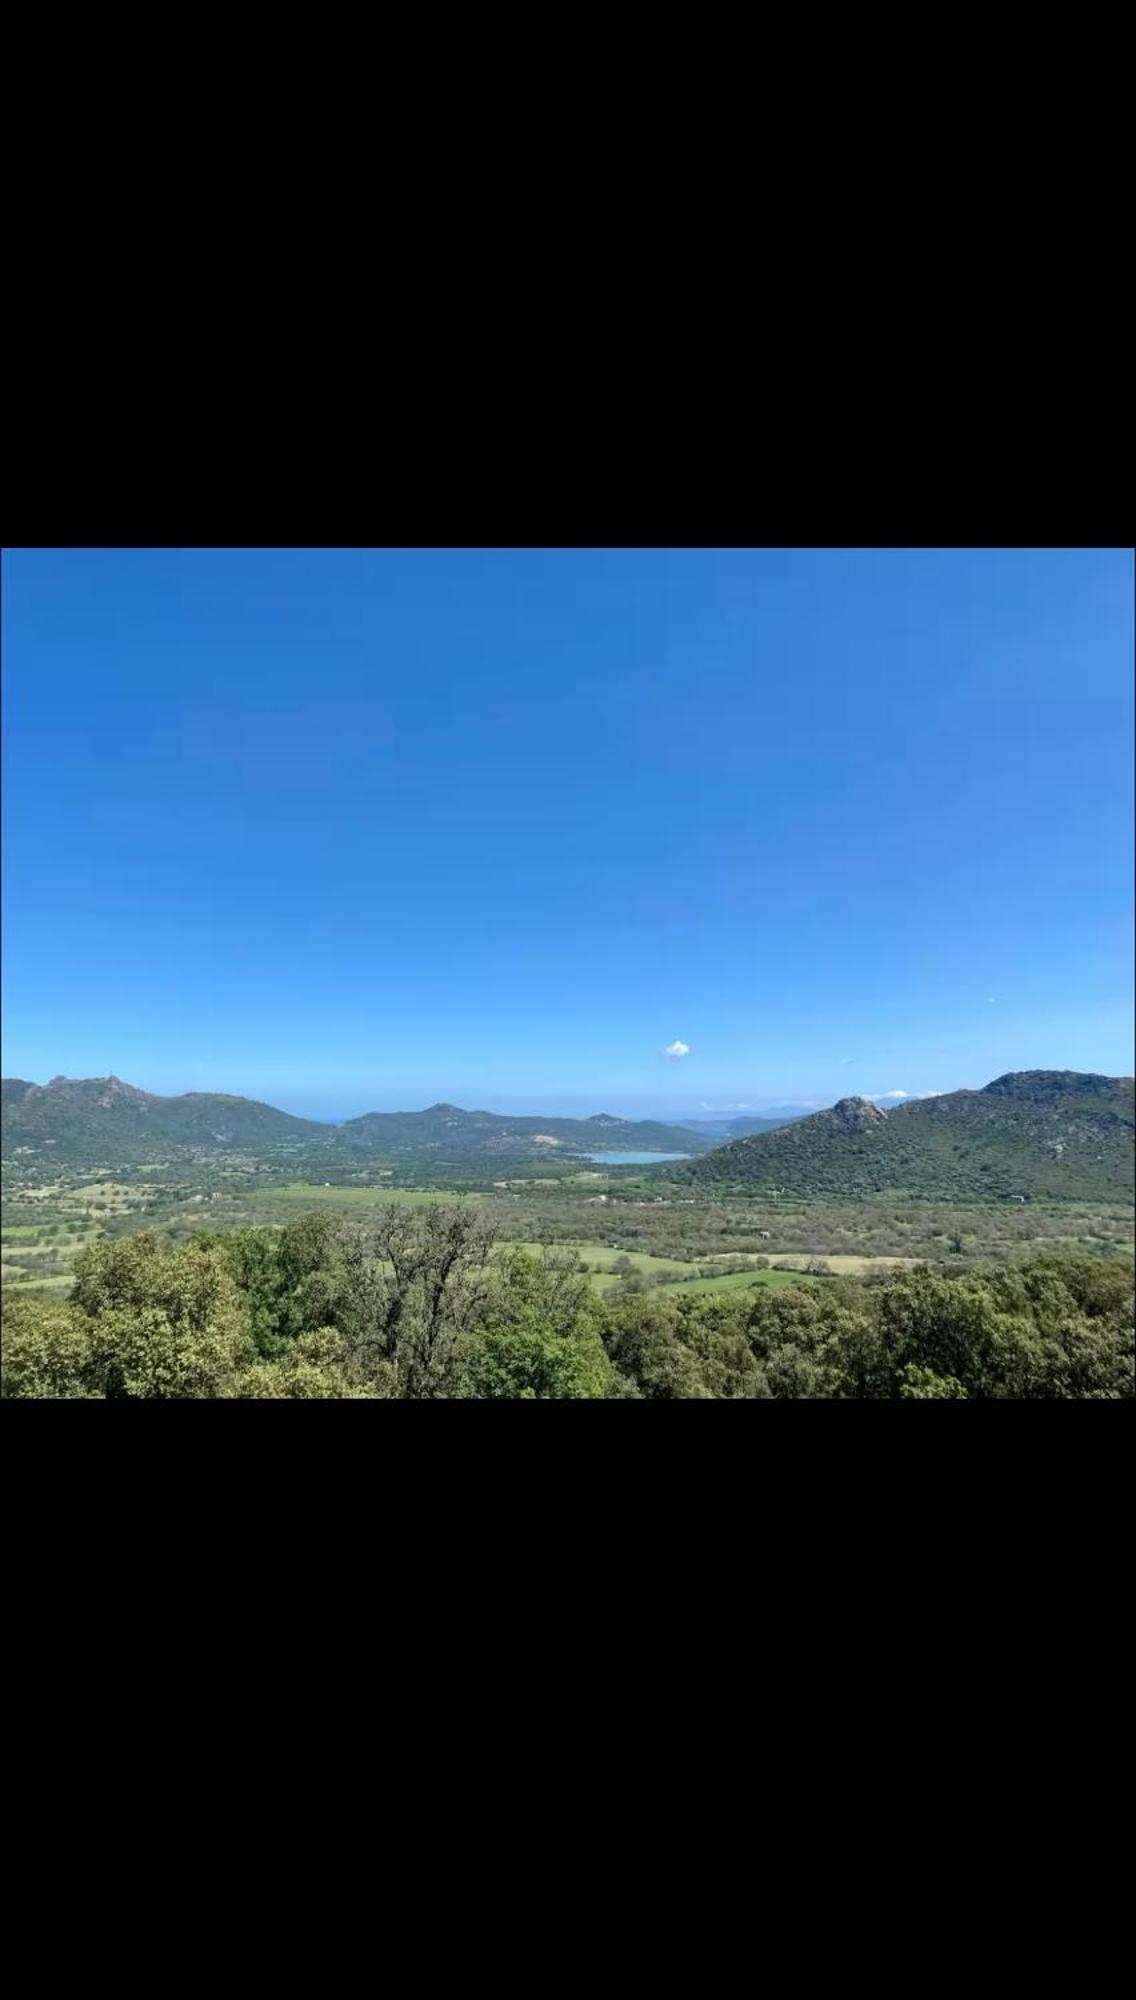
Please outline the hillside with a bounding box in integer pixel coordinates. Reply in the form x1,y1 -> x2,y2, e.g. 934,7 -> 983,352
1,1075 -> 329,1165
1,1079 -> 708,1170
7,1071 -> 1130,1192
676,1072 -> 1136,1202
336,1103 -> 709,1159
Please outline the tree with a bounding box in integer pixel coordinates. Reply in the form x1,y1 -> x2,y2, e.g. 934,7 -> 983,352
899,1365 -> 968,1398
600,1295 -> 712,1398
70,1234 -> 254,1398
458,1246 -> 612,1398
459,1323 -> 611,1398
3,1224 -> 1129,1400
239,1329 -> 380,1398
345,1203 -> 499,1397
212,1211 -> 357,1355
1,1294 -> 95,1398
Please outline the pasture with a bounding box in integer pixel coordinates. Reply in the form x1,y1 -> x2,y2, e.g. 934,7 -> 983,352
770,1253 -> 917,1275
666,1267 -> 819,1296
253,1182 -> 470,1210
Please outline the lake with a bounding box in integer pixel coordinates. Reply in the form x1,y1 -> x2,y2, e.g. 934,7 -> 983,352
581,1150 -> 691,1165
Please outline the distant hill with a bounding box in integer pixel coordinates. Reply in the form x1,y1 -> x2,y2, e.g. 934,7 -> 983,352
336,1103 -> 709,1159
679,1114 -> 804,1138
1,1079 -> 709,1169
9,1071 -> 1129,1192
0,1075 -> 328,1165
676,1072 -> 1135,1202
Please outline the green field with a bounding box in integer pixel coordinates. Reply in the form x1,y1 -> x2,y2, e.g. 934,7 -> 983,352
505,1242 -> 821,1297
666,1267 -> 819,1296
513,1239 -> 696,1275
253,1182 -> 470,1209
512,1240 -> 730,1292
770,1253 -> 916,1275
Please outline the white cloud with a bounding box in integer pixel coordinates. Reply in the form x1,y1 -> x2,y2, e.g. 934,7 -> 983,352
872,1087 -> 957,1103
663,1040 -> 690,1060
986,996 -> 996,1004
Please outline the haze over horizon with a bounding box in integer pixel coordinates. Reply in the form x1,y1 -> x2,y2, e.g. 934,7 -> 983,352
5,1069 -> 1134,1128
4,548 -> 1133,1115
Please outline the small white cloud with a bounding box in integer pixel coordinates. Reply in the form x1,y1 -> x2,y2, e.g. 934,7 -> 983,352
870,1089 -> 909,1102
663,1040 -> 690,1060
986,996 -> 996,1004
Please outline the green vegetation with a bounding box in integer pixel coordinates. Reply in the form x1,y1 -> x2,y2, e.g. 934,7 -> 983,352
679,1073 -> 1135,1203
2,1077 -> 708,1173
335,1103 -> 708,1159
674,1267 -> 821,1295
3,1068 -> 1132,1398
1,1074 -> 326,1166
2,1207 -> 1131,1398
255,1183 -> 466,1208
4,1165 -> 1131,1305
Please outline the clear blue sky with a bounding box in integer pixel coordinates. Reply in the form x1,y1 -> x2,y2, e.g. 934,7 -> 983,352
3,548 -> 1132,1119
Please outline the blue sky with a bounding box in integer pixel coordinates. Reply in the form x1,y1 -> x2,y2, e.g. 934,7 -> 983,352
2,547 -> 1132,1119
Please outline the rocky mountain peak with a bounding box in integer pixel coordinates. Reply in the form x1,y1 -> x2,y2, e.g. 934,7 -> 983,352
831,1096 -> 888,1129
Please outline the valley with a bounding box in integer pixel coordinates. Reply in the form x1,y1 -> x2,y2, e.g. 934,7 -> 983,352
4,1068 -> 1132,1399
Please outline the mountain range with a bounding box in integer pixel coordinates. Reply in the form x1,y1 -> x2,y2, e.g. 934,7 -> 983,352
676,1071 -> 1135,1203
0,1076 -> 711,1167
3,1070 -> 1133,1201
1,1075 -> 321,1164
334,1103 -> 709,1158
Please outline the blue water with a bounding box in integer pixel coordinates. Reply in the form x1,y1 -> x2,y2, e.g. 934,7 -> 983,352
582,1150 -> 691,1165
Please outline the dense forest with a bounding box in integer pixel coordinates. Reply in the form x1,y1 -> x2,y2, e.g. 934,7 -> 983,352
3,1207 -> 1131,1399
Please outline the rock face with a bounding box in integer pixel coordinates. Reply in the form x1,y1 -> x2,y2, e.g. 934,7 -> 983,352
830,1096 -> 888,1130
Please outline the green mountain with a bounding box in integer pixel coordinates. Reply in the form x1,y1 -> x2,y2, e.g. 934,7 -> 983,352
336,1103 -> 708,1159
1,1080 -> 39,1112
0,1075 -> 328,1165
1,1079 -> 708,1169
676,1072 -> 1135,1202
9,1070 -> 1129,1192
